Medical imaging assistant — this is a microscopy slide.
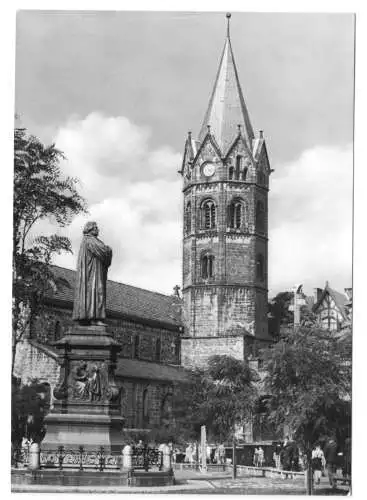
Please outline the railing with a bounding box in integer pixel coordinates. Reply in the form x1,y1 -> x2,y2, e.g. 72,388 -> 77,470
11,445 -> 167,472
40,446 -> 121,471
11,446 -> 29,469
132,448 -> 163,471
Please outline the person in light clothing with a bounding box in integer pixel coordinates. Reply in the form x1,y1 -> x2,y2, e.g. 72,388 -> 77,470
258,447 -> 265,467
312,444 -> 326,485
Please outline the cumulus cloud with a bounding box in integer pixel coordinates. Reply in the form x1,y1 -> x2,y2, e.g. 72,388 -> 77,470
269,144 -> 353,297
36,112 -> 352,298
45,112 -> 182,294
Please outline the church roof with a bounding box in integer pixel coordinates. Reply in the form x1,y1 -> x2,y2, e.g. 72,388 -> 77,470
198,15 -> 254,155
46,265 -> 183,329
116,358 -> 190,383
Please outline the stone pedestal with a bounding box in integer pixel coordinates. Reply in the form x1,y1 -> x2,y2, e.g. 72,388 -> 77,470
43,324 -> 124,452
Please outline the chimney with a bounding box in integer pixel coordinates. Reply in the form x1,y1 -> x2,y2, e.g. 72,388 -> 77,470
313,288 -> 323,304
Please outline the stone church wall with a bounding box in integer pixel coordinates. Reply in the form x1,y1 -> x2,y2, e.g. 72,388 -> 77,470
13,337 -> 61,407
180,335 -> 245,368
31,304 -> 181,365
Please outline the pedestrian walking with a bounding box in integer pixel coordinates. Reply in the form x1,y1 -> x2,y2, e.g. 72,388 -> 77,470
311,444 -> 326,486
218,443 -> 226,465
184,443 -> 193,464
258,446 -> 265,467
324,436 -> 338,489
253,447 -> 260,467
273,443 -> 282,469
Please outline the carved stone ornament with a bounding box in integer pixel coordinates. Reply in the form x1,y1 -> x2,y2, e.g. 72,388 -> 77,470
53,359 -> 121,405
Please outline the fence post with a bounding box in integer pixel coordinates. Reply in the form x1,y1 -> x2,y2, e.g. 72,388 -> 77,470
162,444 -> 172,472
122,445 -> 133,471
28,442 -> 40,471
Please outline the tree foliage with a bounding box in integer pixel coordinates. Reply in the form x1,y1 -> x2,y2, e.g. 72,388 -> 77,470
263,326 -> 352,450
268,291 -> 294,337
153,355 -> 259,444
12,377 -> 51,445
12,126 -> 87,373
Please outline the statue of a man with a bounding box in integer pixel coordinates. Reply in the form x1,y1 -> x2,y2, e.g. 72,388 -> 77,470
72,221 -> 112,324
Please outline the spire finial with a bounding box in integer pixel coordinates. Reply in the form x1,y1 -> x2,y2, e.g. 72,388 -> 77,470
226,13 -> 231,38
207,124 -> 211,134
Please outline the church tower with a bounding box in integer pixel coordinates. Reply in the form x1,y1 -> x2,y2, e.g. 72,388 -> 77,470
180,14 -> 272,368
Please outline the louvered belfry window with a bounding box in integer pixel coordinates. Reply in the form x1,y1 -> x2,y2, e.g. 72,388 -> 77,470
202,255 -> 214,279
203,200 -> 216,229
229,201 -> 243,229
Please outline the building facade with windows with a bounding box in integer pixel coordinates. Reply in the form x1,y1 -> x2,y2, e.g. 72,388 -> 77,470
312,282 -> 352,331
14,265 -> 186,430
180,15 -> 272,368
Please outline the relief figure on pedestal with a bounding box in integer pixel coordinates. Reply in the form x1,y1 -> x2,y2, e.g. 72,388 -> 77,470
72,221 -> 112,325
73,362 -> 102,402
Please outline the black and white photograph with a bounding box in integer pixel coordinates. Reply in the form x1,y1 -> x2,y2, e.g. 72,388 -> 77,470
5,2 -> 361,495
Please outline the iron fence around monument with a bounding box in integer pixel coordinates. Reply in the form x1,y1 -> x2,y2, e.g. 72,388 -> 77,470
39,446 -> 121,471
132,447 -> 163,471
11,446 -> 29,469
11,445 -> 164,472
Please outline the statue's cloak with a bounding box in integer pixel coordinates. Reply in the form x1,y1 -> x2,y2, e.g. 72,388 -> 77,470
72,235 -> 112,321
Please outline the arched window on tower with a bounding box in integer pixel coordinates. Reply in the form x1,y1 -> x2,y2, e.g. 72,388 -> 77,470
235,155 -> 242,179
256,254 -> 265,281
229,166 -> 234,180
202,200 -> 216,229
228,200 -> 244,229
201,254 -> 215,279
242,167 -> 248,181
185,202 -> 191,234
256,201 -> 265,233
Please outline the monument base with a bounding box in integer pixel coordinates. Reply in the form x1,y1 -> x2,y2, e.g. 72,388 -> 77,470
43,413 -> 125,452
43,323 -> 124,453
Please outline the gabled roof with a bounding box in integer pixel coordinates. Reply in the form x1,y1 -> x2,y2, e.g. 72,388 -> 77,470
47,265 -> 183,328
313,283 -> 349,320
198,19 -> 254,155
116,358 -> 190,383
180,133 -> 198,174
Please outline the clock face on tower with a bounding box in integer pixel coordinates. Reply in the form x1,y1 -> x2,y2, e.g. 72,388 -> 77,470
202,162 -> 216,177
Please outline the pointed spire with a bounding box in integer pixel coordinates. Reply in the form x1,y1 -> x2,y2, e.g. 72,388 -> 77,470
198,13 -> 254,154
226,12 -> 231,38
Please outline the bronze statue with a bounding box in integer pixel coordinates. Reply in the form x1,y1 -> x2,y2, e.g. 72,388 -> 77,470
72,221 -> 112,324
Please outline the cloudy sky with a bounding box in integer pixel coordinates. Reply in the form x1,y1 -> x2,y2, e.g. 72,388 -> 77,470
15,10 -> 354,297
